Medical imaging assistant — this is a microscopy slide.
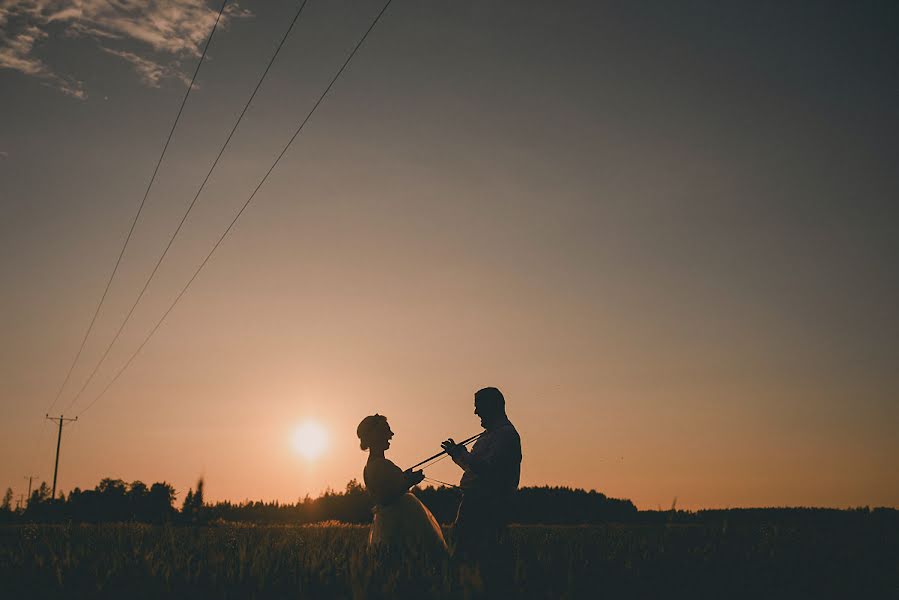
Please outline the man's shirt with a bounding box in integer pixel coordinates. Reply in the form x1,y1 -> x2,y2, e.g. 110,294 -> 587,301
457,418 -> 521,498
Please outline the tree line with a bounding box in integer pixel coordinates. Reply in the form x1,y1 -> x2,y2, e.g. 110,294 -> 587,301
1,478 -> 637,525
3,478 -> 893,527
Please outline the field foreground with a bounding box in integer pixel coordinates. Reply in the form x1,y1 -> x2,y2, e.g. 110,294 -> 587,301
2,519 -> 896,599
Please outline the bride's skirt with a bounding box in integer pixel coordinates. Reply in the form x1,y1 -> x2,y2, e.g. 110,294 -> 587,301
369,492 -> 447,555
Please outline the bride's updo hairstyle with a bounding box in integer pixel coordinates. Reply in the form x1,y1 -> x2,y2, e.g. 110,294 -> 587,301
357,414 -> 388,451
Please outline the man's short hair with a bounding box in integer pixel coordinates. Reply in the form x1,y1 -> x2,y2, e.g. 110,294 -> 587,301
475,387 -> 505,411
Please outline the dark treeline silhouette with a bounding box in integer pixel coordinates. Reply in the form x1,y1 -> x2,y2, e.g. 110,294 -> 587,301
3,477 -> 895,529
3,478 -> 179,524
638,506 -> 899,528
2,478 -> 637,525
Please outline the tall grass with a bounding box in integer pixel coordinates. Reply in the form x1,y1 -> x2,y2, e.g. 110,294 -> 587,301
1,520 -> 895,599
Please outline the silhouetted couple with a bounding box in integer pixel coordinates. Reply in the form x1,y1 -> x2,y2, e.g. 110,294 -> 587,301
357,386 -> 522,571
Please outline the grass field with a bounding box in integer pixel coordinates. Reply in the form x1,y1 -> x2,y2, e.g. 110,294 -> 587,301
2,520 -> 896,599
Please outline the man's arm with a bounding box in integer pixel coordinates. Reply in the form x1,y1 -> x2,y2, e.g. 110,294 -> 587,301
440,438 -> 475,473
442,429 -> 521,476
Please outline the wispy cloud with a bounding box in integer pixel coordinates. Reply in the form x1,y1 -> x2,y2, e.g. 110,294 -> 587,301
101,46 -> 191,88
0,21 -> 86,97
0,0 -> 250,99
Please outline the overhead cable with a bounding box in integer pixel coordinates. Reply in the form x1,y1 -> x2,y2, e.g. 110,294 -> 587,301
63,0 -> 311,413
44,0 -> 229,416
75,0 -> 395,417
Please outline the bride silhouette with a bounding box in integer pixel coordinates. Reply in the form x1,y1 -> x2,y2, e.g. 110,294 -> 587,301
357,414 -> 447,554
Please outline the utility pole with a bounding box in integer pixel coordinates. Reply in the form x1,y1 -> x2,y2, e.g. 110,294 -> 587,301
45,414 -> 77,499
23,474 -> 40,504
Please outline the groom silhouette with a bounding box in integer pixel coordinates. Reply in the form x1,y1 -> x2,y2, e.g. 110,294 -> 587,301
441,387 -> 521,567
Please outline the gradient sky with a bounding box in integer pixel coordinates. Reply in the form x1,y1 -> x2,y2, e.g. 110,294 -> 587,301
1,0 -> 897,510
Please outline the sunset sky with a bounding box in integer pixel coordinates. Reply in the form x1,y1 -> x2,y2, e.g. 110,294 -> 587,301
1,0 -> 897,510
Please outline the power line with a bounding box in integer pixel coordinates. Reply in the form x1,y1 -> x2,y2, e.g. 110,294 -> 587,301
45,0 -> 229,416
75,0 -> 396,418
62,0 -> 311,414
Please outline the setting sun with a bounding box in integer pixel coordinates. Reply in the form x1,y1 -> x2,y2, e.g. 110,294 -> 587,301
291,421 -> 329,461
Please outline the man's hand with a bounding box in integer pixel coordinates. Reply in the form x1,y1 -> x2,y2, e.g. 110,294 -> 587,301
441,438 -> 465,460
404,469 -> 425,486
